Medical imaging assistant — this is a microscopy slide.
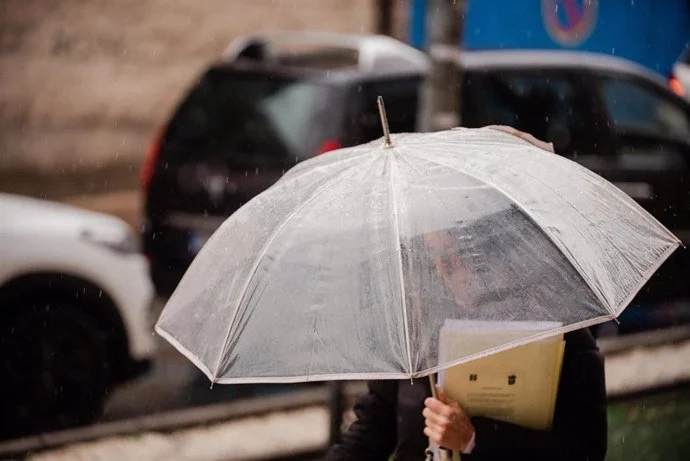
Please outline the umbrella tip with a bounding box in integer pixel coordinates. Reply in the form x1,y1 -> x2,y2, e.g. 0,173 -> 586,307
377,96 -> 393,148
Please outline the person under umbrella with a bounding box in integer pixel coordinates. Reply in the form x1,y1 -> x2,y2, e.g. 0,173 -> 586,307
326,208 -> 608,461
155,101 -> 679,460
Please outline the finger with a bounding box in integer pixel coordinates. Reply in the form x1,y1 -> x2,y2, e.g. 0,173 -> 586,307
435,387 -> 467,416
423,426 -> 442,445
424,398 -> 456,419
423,407 -> 452,427
424,419 -> 447,436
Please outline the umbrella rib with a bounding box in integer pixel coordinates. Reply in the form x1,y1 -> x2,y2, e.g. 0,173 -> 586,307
403,148 -> 614,316
478,149 -> 649,305
419,143 -> 675,294
388,150 -> 414,377
520,142 -> 679,242
211,157 -> 374,380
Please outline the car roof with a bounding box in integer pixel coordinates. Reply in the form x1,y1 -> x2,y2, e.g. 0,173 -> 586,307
216,31 -> 431,84
459,50 -> 668,86
214,33 -> 670,88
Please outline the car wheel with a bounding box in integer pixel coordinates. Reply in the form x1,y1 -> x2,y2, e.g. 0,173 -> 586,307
0,302 -> 108,439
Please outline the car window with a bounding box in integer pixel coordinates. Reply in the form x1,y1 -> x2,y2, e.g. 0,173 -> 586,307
598,78 -> 690,140
470,71 -> 597,154
352,78 -> 421,144
163,69 -> 342,168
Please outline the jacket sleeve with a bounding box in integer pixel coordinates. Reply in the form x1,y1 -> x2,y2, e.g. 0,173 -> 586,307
325,380 -> 398,461
466,330 -> 608,461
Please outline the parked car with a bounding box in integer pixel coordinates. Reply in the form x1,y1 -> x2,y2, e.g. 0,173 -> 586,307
141,32 -> 690,333
0,193 -> 155,439
670,48 -> 690,100
140,32 -> 431,296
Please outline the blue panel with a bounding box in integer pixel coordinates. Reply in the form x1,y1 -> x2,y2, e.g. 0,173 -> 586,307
462,0 -> 690,76
409,0 -> 427,49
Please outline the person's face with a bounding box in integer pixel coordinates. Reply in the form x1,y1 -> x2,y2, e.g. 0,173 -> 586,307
423,231 -> 471,306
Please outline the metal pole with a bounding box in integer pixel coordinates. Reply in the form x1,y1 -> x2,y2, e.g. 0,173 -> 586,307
377,96 -> 393,147
328,381 -> 344,446
375,0 -> 394,36
417,0 -> 466,132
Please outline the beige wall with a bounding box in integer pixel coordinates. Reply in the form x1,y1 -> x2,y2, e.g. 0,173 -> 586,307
1,0 -> 398,176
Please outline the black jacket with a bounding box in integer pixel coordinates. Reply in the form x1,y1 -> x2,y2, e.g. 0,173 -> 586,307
326,329 -> 607,461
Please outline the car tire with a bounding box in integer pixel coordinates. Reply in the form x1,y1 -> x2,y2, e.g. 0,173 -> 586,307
0,301 -> 109,440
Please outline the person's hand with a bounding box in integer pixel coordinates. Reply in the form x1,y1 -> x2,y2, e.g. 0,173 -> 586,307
423,385 -> 475,452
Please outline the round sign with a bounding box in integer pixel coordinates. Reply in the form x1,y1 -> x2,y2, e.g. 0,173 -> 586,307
542,0 -> 598,47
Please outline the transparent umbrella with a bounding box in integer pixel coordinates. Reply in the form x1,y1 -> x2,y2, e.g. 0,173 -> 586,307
155,104 -> 681,386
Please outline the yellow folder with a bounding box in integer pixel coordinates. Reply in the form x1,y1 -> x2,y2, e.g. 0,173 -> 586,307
438,320 -> 565,431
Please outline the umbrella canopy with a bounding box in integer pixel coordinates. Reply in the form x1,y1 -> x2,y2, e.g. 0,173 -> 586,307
155,126 -> 681,384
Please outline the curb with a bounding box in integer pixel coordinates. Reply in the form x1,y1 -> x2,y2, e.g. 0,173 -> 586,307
0,383 -> 365,459
597,324 -> 690,355
0,387 -> 322,457
607,379 -> 690,403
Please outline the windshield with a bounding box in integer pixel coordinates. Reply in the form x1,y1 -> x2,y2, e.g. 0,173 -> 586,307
164,69 -> 342,168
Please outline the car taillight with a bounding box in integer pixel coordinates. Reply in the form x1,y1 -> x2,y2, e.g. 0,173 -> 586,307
141,128 -> 164,192
316,139 -> 341,155
670,76 -> 686,97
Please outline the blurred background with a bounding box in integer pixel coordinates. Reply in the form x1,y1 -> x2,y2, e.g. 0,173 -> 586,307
0,1 -> 689,460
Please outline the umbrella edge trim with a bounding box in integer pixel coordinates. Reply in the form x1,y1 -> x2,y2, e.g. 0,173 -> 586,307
613,241 -> 683,317
412,313 -> 617,379
163,315 -> 617,385
155,324 -> 217,382
208,372 -> 415,384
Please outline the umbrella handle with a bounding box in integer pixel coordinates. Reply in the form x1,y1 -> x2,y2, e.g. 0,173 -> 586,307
429,373 -> 438,399
426,374 -> 454,461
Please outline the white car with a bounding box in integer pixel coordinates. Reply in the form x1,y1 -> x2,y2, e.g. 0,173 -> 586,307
0,193 -> 155,439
